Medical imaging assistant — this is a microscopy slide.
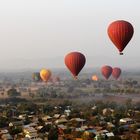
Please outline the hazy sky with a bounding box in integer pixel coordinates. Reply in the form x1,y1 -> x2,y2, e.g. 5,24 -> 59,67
0,0 -> 139,71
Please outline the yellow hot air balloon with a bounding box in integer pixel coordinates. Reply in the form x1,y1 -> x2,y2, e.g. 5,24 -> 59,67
40,69 -> 52,82
92,75 -> 98,81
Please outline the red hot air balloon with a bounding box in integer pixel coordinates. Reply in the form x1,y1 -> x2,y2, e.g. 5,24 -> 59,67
65,52 -> 86,79
107,20 -> 134,55
112,67 -> 121,80
101,65 -> 112,80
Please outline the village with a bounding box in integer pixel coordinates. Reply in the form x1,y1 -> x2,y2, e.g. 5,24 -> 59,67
0,72 -> 140,140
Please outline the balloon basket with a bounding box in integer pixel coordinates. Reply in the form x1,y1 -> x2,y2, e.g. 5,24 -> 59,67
73,76 -> 78,80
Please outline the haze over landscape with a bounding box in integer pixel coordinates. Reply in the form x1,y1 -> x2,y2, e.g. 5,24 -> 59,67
0,0 -> 139,71
1,1 -> 140,140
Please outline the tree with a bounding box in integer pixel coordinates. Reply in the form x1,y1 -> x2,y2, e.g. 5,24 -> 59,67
38,117 -> 45,126
0,92 -> 4,96
67,86 -> 74,93
125,98 -> 132,111
39,124 -> 51,133
24,115 -> 31,125
29,92 -> 34,98
8,126 -> 22,135
7,88 -> 20,97
48,125 -> 59,140
0,116 -> 8,128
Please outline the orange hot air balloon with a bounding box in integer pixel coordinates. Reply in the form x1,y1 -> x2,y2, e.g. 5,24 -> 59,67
92,75 -> 98,81
101,65 -> 112,80
65,52 -> 86,79
112,67 -> 121,80
108,20 -> 134,55
40,69 -> 51,82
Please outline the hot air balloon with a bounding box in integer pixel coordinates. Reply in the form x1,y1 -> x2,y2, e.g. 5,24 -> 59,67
65,52 -> 86,79
107,20 -> 134,55
101,65 -> 112,80
40,69 -> 51,82
32,72 -> 41,82
92,75 -> 98,81
112,67 -> 121,80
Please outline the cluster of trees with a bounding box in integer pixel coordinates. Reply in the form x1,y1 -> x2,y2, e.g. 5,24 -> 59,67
94,88 -> 139,94
30,78 -> 140,100
7,88 -> 21,97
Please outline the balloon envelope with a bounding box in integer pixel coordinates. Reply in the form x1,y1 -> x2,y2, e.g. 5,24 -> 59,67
40,69 -> 51,82
101,65 -> 112,80
112,67 -> 121,80
65,52 -> 86,78
108,20 -> 134,54
92,75 -> 98,81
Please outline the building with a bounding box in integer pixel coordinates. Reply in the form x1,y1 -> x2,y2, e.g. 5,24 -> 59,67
120,118 -> 134,125
0,130 -> 13,140
1,133 -> 13,140
23,126 -> 39,139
